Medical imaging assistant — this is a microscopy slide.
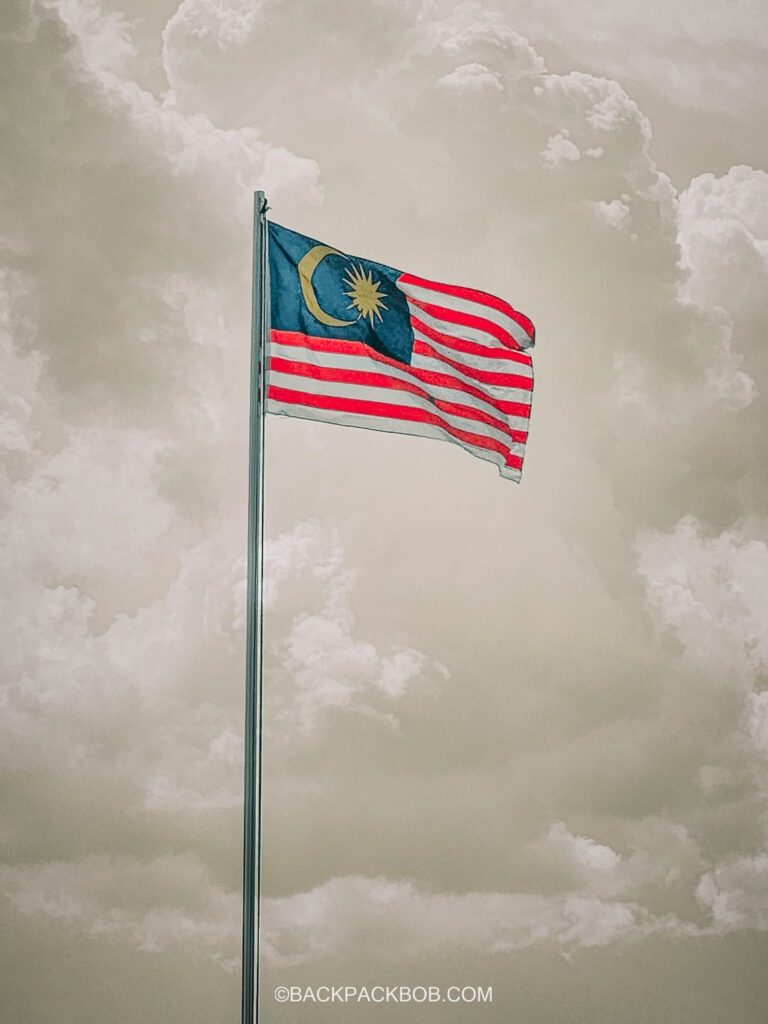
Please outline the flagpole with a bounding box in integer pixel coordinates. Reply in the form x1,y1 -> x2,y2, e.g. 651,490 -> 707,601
242,189 -> 269,1024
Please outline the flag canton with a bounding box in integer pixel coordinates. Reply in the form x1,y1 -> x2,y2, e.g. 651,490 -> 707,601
269,223 -> 415,365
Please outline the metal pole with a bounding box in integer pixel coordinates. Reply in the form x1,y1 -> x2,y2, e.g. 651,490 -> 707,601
242,189 -> 268,1024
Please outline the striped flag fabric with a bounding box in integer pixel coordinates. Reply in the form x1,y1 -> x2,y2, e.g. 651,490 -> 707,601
267,223 -> 535,481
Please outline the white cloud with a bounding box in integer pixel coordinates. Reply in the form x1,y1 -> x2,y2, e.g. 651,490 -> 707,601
697,853 -> 768,932
592,197 -> 631,229
424,2 -> 544,76
542,130 -> 581,168
636,516 -> 768,681
2,426 -> 173,580
678,165 -> 768,317
635,518 -> 768,936
0,853 -> 241,971
262,519 -> 344,612
540,819 -> 705,901
55,0 -> 138,74
262,873 -> 680,965
542,71 -> 653,161
438,62 -> 503,93
267,523 -> 446,735
165,0 -> 264,56
547,821 -> 622,875
606,164 -> 764,424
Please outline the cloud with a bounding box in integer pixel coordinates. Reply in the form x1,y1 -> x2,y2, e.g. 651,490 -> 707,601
3,426 -> 173,581
261,872 -> 679,966
0,853 -> 241,971
265,522 -> 447,735
537,818 -> 707,908
547,821 -> 622,877
599,161 -> 766,525
697,853 -> 768,933
635,516 -> 768,935
592,197 -> 631,228
542,129 -> 581,168
678,165 -> 768,318
438,61 -> 503,93
636,516 -> 768,681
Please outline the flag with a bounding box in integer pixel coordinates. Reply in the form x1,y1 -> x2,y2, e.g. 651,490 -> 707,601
267,223 -> 535,481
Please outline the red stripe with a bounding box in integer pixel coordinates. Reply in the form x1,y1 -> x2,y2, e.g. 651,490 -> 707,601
268,384 -> 524,470
408,313 -> 533,368
270,331 -> 532,419
407,295 -> 522,350
270,357 -> 528,443
397,273 -> 535,343
272,329 -> 403,365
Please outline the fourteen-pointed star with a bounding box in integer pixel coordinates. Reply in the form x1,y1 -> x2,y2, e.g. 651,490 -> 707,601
344,263 -> 388,325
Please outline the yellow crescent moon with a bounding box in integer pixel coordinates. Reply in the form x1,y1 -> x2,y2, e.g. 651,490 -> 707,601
297,245 -> 356,328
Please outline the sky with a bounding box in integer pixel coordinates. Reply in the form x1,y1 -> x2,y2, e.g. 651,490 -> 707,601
2,1 -> 768,1021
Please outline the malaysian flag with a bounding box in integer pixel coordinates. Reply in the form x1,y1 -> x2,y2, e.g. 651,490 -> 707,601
267,223 -> 535,481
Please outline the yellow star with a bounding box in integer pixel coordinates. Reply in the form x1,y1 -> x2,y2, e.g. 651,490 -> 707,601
343,263 -> 388,326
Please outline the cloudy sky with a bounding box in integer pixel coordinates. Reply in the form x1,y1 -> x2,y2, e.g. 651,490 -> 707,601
2,1 -> 768,1021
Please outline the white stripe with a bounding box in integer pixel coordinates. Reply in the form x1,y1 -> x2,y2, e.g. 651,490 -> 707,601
268,369 -> 525,452
410,331 -> 533,406
269,340 -> 531,428
267,400 -> 523,480
397,280 -> 533,350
